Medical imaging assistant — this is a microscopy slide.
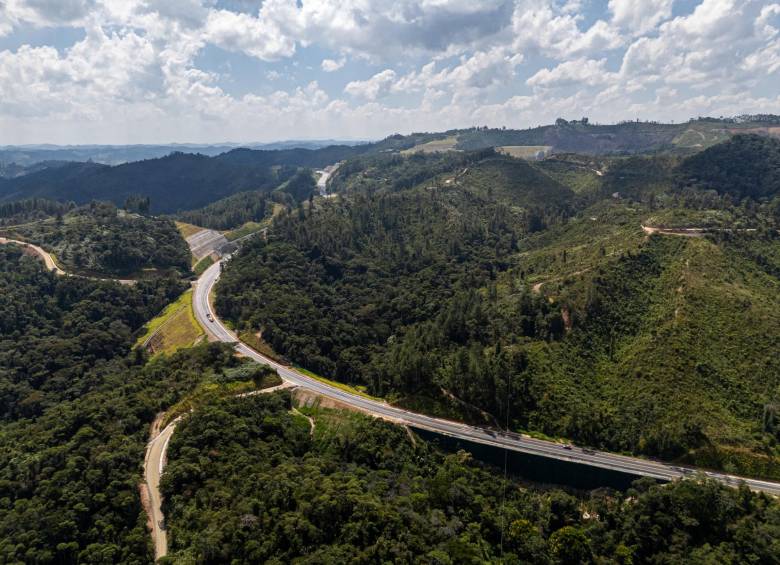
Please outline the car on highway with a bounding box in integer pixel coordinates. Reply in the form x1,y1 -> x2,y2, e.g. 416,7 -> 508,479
206,313 -> 214,322
562,444 -> 573,450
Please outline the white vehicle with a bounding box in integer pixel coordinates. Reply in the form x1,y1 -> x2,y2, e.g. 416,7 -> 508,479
206,313 -> 214,323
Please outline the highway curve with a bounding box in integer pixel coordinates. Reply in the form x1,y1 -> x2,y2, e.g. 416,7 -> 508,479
194,259 -> 780,497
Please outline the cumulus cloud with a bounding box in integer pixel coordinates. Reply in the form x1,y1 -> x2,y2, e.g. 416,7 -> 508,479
1,0 -> 779,143
0,27 -> 160,119
321,57 -> 345,72
609,0 -> 674,35
345,69 -> 397,100
527,58 -> 616,89
620,0 -> 776,87
511,0 -> 623,57
203,9 -> 295,61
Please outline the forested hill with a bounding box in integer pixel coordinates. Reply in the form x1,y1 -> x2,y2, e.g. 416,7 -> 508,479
0,145 -> 366,214
216,145 -> 780,480
3,116 -> 778,213
0,242 -> 258,562
160,392 -> 780,564
677,134 -> 780,200
0,200 -> 191,277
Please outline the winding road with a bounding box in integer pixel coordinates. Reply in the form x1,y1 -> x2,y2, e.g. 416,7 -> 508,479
0,237 -> 137,284
143,381 -> 295,560
0,236 -> 65,274
144,418 -> 177,560
194,259 -> 780,496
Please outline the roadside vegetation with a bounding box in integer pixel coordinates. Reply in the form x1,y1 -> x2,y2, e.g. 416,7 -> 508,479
0,200 -> 190,277
192,255 -> 215,276
161,362 -> 282,426
136,289 -> 205,356
160,392 -> 780,564
216,139 -> 780,478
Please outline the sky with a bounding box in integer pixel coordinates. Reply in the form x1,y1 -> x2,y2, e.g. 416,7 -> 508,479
0,0 -> 779,144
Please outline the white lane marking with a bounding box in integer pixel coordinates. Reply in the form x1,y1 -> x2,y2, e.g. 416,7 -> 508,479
195,261 -> 780,496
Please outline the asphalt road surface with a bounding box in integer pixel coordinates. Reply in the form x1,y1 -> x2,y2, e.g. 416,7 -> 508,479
316,163 -> 340,196
194,259 -> 780,496
186,229 -> 229,260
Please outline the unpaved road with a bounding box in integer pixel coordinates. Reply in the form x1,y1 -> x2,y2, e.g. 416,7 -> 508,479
143,381 -> 297,560
144,418 -> 177,561
0,236 -> 65,274
0,237 -> 137,284
641,225 -> 760,237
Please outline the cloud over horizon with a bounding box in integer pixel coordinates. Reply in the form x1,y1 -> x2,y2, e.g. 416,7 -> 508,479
0,0 -> 778,144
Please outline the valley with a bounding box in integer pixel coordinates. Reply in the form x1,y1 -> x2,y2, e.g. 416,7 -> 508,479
2,117 -> 780,563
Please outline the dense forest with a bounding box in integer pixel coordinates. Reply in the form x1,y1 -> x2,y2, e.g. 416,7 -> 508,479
677,134 -> 780,200
0,197 -> 74,226
216,147 -> 780,477
0,244 -> 252,562
1,201 -> 190,276
2,125 -> 780,562
161,392 -> 780,564
176,191 -> 275,231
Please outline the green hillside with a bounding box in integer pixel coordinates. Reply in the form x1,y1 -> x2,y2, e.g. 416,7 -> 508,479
1,201 -> 190,277
677,134 -> 780,200
216,144 -> 780,478
161,392 -> 780,564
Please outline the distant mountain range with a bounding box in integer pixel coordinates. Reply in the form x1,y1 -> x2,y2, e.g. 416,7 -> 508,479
0,145 -> 371,213
0,140 -> 369,167
2,115 -> 779,214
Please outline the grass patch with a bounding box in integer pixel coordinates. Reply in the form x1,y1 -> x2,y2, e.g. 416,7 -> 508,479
162,363 -> 283,427
237,329 -> 381,401
238,331 -> 281,360
225,221 -> 265,241
193,255 -> 215,276
175,221 -> 205,238
294,401 -> 371,443
401,136 -> 459,155
497,145 -> 552,159
136,289 -> 205,355
293,365 -> 382,401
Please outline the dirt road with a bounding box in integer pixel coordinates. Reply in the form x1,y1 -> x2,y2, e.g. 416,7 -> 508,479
0,236 -> 65,274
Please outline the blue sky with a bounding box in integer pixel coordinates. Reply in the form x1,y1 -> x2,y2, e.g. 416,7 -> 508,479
0,0 -> 779,144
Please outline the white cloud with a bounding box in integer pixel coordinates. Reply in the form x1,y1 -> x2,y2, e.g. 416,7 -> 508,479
527,58 -> 616,88
0,27 -> 160,119
0,0 -> 779,144
321,57 -> 345,72
619,0 -> 775,88
609,0 -> 674,35
344,69 -> 396,100
203,9 -> 295,61
1,0 -> 97,28
394,47 -> 523,103
511,0 -> 624,58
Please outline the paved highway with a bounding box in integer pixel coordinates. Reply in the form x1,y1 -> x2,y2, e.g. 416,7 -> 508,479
194,259 -> 780,496
316,162 -> 340,196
